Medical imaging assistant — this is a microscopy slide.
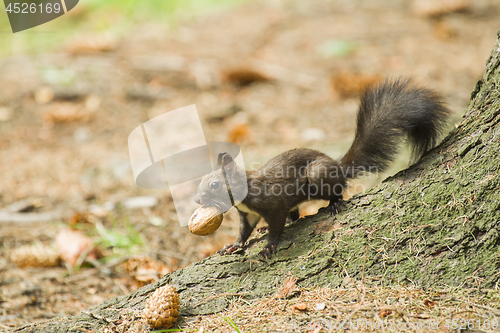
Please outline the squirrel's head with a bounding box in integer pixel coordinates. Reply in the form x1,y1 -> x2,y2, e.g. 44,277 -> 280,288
194,152 -> 247,212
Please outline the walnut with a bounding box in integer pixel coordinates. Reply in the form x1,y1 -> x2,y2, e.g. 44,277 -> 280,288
188,206 -> 223,236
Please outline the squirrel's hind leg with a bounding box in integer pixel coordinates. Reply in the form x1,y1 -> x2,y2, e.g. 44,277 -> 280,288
259,211 -> 288,259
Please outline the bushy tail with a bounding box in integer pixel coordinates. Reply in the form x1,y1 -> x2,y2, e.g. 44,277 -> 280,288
340,78 -> 451,179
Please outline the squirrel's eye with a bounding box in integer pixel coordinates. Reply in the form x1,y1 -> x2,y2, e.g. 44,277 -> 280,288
210,182 -> 219,191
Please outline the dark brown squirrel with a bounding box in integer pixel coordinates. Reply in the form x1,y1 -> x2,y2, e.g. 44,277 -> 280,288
194,78 -> 451,258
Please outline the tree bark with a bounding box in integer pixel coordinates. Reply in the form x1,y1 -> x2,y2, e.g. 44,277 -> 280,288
13,30 -> 500,333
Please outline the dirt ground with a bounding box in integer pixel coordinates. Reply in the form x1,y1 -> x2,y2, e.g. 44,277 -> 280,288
1,0 -> 499,330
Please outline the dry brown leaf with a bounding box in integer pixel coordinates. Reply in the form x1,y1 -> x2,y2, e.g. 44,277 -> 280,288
276,275 -> 298,299
330,72 -> 382,99
292,303 -> 307,311
135,267 -> 163,282
227,123 -> 251,144
309,323 -> 322,333
41,102 -> 95,126
123,257 -> 171,288
424,299 -> 436,308
380,309 -> 392,317
433,20 -> 457,40
222,67 -> 270,87
69,212 -> 92,226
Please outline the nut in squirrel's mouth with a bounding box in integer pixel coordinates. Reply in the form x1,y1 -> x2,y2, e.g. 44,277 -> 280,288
189,206 -> 224,236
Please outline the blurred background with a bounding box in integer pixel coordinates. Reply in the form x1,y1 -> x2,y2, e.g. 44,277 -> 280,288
0,0 -> 499,328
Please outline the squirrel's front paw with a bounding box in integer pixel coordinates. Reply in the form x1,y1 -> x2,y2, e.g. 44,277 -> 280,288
256,226 -> 268,234
259,244 -> 276,259
327,198 -> 345,215
217,244 -> 243,255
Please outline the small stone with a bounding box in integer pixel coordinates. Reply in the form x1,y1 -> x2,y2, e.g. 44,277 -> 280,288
342,276 -> 355,287
314,302 -> 326,310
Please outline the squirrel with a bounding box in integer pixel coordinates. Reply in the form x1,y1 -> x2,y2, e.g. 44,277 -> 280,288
194,78 -> 451,258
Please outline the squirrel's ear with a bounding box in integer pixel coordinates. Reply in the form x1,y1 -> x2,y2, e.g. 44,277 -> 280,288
217,152 -> 234,167
217,152 -> 236,178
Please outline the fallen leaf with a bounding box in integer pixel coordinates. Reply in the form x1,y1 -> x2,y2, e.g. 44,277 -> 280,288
276,275 -> 298,299
309,322 -> 321,333
292,303 -> 307,311
123,257 -> 171,288
227,123 -> 250,144
380,309 -> 392,317
69,212 -> 92,226
222,67 -> 269,87
41,102 -> 95,126
424,299 -> 436,308
433,20 -> 457,40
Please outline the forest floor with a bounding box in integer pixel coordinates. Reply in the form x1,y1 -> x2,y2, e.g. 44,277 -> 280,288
1,0 -> 499,331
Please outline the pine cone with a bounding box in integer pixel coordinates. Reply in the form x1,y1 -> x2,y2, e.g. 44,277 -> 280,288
10,244 -> 60,268
143,284 -> 180,329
